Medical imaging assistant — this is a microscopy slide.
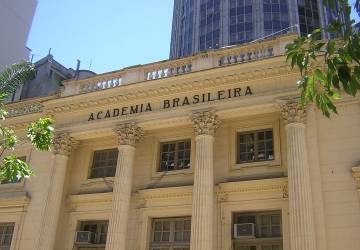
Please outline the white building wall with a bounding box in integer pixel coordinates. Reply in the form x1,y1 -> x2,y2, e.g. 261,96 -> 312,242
0,0 -> 37,69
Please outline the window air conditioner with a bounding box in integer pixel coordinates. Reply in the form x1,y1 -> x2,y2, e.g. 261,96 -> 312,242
75,231 -> 95,244
234,223 -> 256,238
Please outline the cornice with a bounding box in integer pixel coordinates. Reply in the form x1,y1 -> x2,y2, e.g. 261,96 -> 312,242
216,177 -> 288,198
68,192 -> 113,205
136,186 -> 193,201
0,191 -> 30,208
45,62 -> 296,115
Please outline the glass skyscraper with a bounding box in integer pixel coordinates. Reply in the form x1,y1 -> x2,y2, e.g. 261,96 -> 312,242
170,0 -> 331,59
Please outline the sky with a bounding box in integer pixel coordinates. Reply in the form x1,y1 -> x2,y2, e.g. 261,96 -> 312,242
27,0 -> 174,74
27,0 -> 360,74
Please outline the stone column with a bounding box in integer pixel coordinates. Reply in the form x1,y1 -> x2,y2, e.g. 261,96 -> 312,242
280,98 -> 316,250
105,123 -> 144,250
37,133 -> 79,250
190,111 -> 220,250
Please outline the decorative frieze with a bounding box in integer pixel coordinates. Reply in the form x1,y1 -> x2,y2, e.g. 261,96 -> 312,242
279,98 -> 306,125
7,103 -> 43,117
191,110 -> 221,136
52,133 -> 79,156
114,123 -> 144,146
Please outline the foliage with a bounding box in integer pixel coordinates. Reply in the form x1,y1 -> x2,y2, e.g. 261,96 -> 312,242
0,62 -> 54,182
285,0 -> 360,117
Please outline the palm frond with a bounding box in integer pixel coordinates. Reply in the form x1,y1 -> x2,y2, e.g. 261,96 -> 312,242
0,61 -> 35,97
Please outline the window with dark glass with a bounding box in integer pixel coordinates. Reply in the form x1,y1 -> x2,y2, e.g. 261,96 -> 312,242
179,0 -> 194,57
229,0 -> 253,45
199,0 -> 221,51
0,156 -> 26,184
150,217 -> 191,250
79,221 -> 108,246
233,211 -> 282,250
263,0 -> 290,37
160,140 -> 191,172
0,223 -> 15,250
236,129 -> 274,164
298,0 -> 320,36
90,149 -> 118,179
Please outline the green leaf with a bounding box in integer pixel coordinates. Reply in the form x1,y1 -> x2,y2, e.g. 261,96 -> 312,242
0,61 -> 35,97
0,155 -> 32,182
326,40 -> 336,55
0,127 -> 17,149
26,118 -> 54,151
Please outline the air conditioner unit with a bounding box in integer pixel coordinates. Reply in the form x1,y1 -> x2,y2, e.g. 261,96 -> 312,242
234,223 -> 256,239
75,231 -> 95,244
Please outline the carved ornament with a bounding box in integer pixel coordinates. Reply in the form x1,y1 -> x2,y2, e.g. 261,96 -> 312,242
114,123 -> 144,146
52,133 -> 79,156
191,110 -> 221,136
279,98 -> 306,125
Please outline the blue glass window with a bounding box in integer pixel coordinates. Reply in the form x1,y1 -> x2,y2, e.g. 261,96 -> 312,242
229,0 -> 253,45
298,0 -> 320,36
199,0 -> 221,51
263,0 -> 290,37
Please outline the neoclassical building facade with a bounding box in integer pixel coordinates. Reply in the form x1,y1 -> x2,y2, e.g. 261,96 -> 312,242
1,34 -> 360,250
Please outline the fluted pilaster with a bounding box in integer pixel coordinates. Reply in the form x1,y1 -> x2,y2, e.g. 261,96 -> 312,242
106,123 -> 144,250
37,133 -> 78,250
280,98 -> 316,250
190,111 -> 220,250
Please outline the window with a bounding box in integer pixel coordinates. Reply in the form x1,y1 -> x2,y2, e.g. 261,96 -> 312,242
0,223 -> 15,250
236,129 -> 274,164
233,211 -> 282,250
229,0 -> 253,45
263,0 -> 290,37
298,0 -> 320,36
0,156 -> 26,184
199,0 -> 221,51
150,217 -> 191,250
90,149 -> 118,179
78,221 -> 108,246
159,140 -> 191,172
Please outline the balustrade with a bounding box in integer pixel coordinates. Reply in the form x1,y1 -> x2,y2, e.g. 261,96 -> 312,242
59,33 -> 297,97
80,75 -> 122,93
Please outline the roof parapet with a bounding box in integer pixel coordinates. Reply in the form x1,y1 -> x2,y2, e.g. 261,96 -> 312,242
61,33 -> 298,97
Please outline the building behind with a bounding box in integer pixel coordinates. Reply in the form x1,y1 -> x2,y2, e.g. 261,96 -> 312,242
170,0 -> 332,59
1,34 -> 360,250
0,0 -> 37,69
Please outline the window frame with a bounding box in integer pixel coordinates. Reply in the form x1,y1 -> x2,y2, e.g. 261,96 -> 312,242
150,217 -> 191,250
229,118 -> 282,171
152,136 -> 195,178
88,148 -> 118,179
236,129 -> 274,164
232,211 -> 283,250
158,139 -> 192,172
78,220 -> 109,246
0,223 -> 15,249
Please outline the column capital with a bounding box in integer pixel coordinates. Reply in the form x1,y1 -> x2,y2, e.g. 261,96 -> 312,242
52,133 -> 79,156
114,123 -> 144,146
191,110 -> 221,136
279,97 -> 306,125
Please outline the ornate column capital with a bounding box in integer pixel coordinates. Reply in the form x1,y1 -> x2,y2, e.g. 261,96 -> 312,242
191,110 -> 221,136
114,123 -> 144,146
52,133 -> 79,156
279,97 -> 306,125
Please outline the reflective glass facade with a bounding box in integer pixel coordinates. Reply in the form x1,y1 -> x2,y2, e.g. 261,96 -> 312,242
170,0 -> 328,59
199,0 -> 221,51
298,0 -> 320,36
180,0 -> 195,57
229,0 -> 253,45
263,0 -> 290,36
